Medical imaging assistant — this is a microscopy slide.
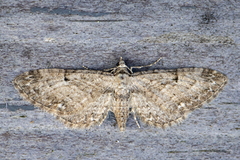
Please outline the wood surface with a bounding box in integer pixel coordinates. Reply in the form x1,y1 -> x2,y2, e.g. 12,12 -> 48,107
0,0 -> 239,159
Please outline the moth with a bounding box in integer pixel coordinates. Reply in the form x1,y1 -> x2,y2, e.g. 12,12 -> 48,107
14,57 -> 228,131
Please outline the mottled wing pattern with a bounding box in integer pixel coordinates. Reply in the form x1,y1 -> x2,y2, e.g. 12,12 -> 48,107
14,69 -> 114,128
130,68 -> 228,128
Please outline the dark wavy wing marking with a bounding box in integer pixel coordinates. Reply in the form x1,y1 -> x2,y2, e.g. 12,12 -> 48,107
14,69 -> 115,128
130,68 -> 228,128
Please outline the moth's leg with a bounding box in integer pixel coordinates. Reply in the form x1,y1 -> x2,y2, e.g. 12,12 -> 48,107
103,67 -> 116,73
98,109 -> 110,126
82,66 -> 89,70
130,57 -> 162,72
132,110 -> 141,128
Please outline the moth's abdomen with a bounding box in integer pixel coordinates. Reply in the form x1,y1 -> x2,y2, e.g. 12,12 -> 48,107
112,96 -> 130,131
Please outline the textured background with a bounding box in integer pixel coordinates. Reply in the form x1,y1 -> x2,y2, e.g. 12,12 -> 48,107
0,0 -> 239,159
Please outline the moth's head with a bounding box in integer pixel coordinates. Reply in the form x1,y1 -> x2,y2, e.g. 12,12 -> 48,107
113,57 -> 132,75
118,57 -> 126,66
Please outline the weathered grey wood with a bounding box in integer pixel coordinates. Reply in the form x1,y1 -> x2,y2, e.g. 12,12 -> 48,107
0,0 -> 239,159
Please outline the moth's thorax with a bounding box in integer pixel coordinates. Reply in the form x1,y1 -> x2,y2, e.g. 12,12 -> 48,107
116,73 -> 129,82
114,74 -> 131,99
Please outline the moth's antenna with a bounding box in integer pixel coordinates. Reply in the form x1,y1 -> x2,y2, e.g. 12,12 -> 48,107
130,57 -> 162,71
